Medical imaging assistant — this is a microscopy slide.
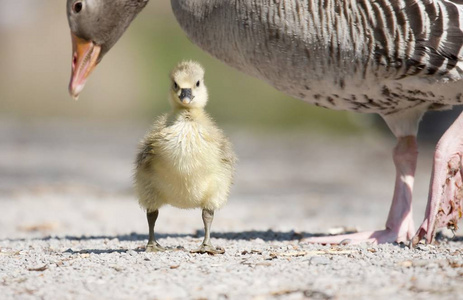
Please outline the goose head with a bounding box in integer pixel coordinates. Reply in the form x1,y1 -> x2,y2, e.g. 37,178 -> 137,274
169,61 -> 208,109
66,0 -> 148,99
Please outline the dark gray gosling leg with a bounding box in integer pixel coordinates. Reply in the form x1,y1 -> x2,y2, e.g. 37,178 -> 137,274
146,210 -> 166,252
191,209 -> 225,255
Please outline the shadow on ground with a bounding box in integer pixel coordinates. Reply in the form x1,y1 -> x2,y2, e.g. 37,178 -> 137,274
0,229 -> 316,243
2,230 -> 460,255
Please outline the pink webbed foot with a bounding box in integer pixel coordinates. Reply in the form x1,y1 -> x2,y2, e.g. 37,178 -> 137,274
304,228 -> 412,245
306,136 -> 417,245
412,120 -> 463,246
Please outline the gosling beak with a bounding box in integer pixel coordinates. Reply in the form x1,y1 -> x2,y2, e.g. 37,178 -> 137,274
179,88 -> 193,104
68,32 -> 101,100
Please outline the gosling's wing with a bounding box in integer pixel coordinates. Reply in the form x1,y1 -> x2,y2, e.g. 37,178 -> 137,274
135,115 -> 168,170
136,141 -> 156,170
200,111 -> 237,172
219,134 -> 237,177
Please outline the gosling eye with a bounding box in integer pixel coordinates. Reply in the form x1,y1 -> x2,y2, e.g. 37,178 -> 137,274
196,81 -> 200,87
173,82 -> 178,90
73,1 -> 83,13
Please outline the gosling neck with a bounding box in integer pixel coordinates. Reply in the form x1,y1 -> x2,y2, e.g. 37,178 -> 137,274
171,104 -> 207,118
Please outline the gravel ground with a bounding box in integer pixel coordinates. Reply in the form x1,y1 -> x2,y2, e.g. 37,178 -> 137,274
0,120 -> 462,299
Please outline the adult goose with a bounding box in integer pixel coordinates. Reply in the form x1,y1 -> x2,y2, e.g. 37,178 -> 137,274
66,0 -> 463,245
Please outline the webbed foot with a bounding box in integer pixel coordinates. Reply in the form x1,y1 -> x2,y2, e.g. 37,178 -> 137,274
190,243 -> 225,255
305,229 -> 410,245
307,136 -> 418,245
146,242 -> 166,252
412,147 -> 463,246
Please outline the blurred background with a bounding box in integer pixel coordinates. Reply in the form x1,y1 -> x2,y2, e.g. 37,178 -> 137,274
0,0 -> 461,237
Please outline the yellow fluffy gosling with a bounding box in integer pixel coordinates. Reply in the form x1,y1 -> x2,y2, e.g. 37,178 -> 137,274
134,61 -> 236,254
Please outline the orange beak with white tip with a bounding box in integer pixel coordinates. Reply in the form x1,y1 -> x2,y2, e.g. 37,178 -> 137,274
68,32 -> 101,100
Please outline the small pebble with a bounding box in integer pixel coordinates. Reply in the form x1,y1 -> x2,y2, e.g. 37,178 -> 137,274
310,256 -> 330,265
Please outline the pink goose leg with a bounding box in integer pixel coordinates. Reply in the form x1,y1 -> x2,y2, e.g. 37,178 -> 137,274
412,113 -> 463,245
305,136 -> 418,244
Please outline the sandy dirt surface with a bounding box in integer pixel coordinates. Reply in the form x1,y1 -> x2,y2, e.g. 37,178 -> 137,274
0,120 -> 462,299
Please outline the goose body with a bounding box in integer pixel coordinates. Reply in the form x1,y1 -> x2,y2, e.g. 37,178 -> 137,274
172,0 -> 463,115
66,0 -> 463,244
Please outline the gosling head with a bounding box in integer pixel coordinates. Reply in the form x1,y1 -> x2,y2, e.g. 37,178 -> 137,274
169,61 -> 208,109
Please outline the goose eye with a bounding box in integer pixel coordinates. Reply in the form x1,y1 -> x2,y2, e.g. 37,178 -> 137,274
73,1 -> 83,13
196,81 -> 200,87
173,82 -> 178,89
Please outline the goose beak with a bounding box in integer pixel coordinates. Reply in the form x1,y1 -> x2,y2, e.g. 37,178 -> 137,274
68,32 -> 101,100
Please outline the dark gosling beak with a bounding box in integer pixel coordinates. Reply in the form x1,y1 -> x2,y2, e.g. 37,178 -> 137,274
179,88 -> 193,104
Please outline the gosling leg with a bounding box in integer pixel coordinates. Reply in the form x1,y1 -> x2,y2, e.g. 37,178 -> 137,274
191,209 -> 225,255
146,210 -> 166,252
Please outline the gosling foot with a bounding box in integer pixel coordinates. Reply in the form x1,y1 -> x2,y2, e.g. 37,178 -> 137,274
146,242 -> 166,252
190,243 -> 225,255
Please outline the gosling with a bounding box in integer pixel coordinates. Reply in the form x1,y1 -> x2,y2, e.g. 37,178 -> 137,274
134,61 -> 236,254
